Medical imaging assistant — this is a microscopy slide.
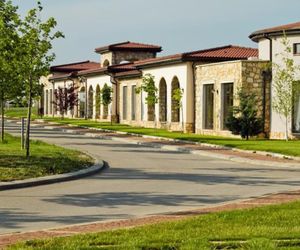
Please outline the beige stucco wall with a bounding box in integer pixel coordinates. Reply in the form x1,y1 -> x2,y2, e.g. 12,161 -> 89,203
118,77 -> 142,126
258,35 -> 300,139
195,60 -> 270,137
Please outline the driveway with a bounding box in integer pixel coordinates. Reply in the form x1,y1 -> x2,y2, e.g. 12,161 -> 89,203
1,121 -> 300,234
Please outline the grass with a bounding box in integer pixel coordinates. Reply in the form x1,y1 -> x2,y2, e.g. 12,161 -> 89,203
5,106 -> 38,119
5,107 -> 300,157
43,117 -> 300,157
0,133 -> 94,182
9,200 -> 300,249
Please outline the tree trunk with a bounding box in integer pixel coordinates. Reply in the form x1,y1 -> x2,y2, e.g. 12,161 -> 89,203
1,95 -> 4,142
26,86 -> 33,159
285,116 -> 289,141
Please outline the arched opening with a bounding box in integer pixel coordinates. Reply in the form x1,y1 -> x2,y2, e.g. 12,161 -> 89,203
159,78 -> 167,122
78,86 -> 86,118
103,59 -> 110,67
95,85 -> 101,119
171,76 -> 180,123
88,86 -> 94,119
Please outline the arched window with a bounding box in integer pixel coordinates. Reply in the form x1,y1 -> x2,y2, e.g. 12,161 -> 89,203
171,76 -> 180,122
88,86 -> 94,119
159,78 -> 167,122
103,59 -> 110,67
95,85 -> 101,119
78,86 -> 86,118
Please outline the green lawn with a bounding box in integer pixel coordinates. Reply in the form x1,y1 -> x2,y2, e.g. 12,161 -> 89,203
9,201 -> 300,249
0,133 -> 93,182
5,108 -> 300,157
43,117 -> 300,157
5,106 -> 38,119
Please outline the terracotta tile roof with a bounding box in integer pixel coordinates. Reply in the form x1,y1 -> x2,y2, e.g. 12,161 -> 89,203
108,63 -> 137,72
134,45 -> 258,67
250,21 -> 300,42
77,67 -> 106,76
95,41 -> 162,53
50,61 -> 99,73
134,53 -> 183,67
114,70 -> 142,78
184,45 -> 258,60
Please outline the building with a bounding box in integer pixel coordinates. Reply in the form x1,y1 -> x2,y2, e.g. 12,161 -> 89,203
41,21 -> 300,139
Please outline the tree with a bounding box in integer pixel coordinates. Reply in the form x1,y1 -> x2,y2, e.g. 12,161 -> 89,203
67,85 -> 79,118
53,86 -> 78,119
53,87 -> 67,119
172,88 -> 184,131
101,83 -> 113,122
0,0 -> 21,142
18,1 -> 63,158
226,88 -> 263,140
272,35 -> 300,141
136,74 -> 158,123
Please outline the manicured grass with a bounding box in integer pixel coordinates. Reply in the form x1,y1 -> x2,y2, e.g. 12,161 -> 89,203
43,117 -> 300,157
5,106 -> 38,119
5,108 -> 300,157
10,201 -> 300,249
0,133 -> 93,182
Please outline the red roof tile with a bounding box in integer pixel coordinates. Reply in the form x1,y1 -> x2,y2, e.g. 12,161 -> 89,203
250,21 -> 300,42
95,41 -> 162,53
185,45 -> 258,60
50,61 -> 99,73
134,45 -> 257,67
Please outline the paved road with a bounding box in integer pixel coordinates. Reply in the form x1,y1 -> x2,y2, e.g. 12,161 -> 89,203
1,121 -> 300,234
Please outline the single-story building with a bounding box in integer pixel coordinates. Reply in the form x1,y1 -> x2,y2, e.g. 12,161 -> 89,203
41,21 -> 300,139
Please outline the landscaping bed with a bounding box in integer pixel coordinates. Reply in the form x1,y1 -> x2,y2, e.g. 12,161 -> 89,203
0,133 -> 94,182
9,200 -> 300,249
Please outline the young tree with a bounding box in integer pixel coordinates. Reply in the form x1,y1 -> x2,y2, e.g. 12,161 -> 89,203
53,86 -> 78,119
53,87 -> 67,119
172,88 -> 184,131
226,88 -> 263,140
0,0 -> 21,142
136,74 -> 158,124
19,1 -> 63,158
67,85 -> 79,118
273,35 -> 300,141
101,83 -> 113,122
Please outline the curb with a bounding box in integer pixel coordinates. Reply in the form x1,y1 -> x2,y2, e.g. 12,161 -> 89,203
6,119 -> 300,167
0,160 -> 105,191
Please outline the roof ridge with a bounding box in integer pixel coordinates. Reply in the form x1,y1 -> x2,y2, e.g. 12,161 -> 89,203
51,60 -> 91,68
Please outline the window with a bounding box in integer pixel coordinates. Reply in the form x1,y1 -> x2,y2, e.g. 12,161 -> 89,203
131,85 -> 136,120
293,43 -> 300,55
123,86 -> 128,120
293,91 -> 300,133
222,83 -> 234,130
203,84 -> 214,129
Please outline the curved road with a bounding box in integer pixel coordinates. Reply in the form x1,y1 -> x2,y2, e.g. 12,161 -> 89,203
1,121 -> 300,234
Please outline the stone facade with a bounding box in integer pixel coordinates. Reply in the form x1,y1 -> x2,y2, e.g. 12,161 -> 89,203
195,60 -> 270,137
101,51 -> 156,66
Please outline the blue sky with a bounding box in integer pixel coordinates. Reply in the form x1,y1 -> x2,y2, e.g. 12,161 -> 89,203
12,0 -> 300,65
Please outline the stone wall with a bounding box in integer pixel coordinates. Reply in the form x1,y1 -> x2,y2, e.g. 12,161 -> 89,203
112,51 -> 156,65
195,60 -> 270,137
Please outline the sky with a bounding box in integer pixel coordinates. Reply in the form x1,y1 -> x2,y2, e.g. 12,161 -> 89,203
11,0 -> 300,65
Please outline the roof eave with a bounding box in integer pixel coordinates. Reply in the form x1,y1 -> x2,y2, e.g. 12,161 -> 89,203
249,29 -> 300,42
135,58 -> 184,69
